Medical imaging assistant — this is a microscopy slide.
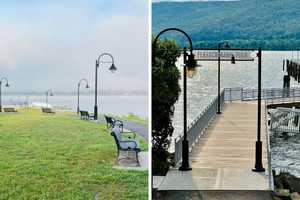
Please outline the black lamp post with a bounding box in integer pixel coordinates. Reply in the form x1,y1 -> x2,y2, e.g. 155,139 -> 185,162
45,89 -> 53,106
253,47 -> 265,172
77,79 -> 89,114
153,28 -> 197,171
0,77 -> 10,112
94,53 -> 117,120
217,42 -> 235,114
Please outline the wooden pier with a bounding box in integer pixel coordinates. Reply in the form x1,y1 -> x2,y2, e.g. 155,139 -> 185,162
158,101 -> 272,192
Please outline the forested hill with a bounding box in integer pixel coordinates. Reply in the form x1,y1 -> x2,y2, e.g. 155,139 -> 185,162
152,0 -> 300,50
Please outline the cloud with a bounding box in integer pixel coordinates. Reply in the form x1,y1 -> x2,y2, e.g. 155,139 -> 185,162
0,1 -> 148,94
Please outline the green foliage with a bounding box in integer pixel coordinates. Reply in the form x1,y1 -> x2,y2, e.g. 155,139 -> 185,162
0,109 -> 147,200
152,37 -> 181,175
153,0 -> 300,50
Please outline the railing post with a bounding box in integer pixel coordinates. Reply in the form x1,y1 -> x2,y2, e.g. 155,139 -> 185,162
241,88 -> 243,101
230,88 -> 232,102
293,88 -> 295,102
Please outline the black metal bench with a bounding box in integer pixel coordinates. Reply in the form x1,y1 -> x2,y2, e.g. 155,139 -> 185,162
104,115 -> 124,132
111,127 -> 141,166
79,110 -> 94,120
42,107 -> 55,114
3,107 -> 17,112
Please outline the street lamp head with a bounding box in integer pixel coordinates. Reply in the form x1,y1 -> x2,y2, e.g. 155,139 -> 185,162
50,92 -> 53,96
186,66 -> 198,78
187,53 -> 196,68
186,53 -> 199,78
85,84 -> 89,89
5,83 -> 9,87
109,63 -> 117,73
231,54 -> 236,64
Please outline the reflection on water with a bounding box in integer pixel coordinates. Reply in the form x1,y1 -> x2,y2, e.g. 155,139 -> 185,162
2,95 -> 148,118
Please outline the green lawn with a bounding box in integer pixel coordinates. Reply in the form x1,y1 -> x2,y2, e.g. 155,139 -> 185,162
0,108 -> 148,200
106,113 -> 148,125
122,113 -> 148,125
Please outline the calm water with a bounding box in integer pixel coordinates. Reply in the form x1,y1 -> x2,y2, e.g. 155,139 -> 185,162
173,51 -> 300,177
2,95 -> 148,118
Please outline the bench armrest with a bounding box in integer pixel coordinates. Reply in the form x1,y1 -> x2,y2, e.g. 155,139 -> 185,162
121,131 -> 136,139
115,120 -> 123,125
119,140 -> 138,148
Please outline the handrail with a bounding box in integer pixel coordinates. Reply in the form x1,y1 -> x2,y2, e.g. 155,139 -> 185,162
265,99 -> 274,190
224,87 -> 300,102
174,89 -> 225,165
269,107 -> 300,133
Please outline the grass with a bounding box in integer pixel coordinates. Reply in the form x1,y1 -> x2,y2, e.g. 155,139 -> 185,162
0,108 -> 148,200
121,113 -> 148,125
106,113 -> 148,125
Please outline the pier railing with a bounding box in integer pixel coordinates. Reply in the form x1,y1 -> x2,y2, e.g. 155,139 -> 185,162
269,107 -> 300,133
224,87 -> 300,102
174,90 -> 225,165
264,99 -> 275,190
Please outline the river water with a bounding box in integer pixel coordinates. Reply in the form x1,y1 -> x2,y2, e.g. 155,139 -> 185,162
172,51 -> 300,177
1,95 -> 148,118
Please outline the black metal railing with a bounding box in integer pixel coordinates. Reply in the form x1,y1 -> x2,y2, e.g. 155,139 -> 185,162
174,90 -> 225,164
269,107 -> 300,133
225,87 -> 300,102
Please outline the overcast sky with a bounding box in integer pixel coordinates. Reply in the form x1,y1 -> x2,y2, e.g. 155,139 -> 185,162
0,0 -> 148,94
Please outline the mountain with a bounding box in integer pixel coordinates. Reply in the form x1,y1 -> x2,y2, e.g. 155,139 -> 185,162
152,0 -> 300,50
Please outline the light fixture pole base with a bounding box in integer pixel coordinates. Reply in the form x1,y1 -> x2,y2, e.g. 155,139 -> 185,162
94,106 -> 98,120
217,111 -> 222,114
179,140 -> 192,171
252,141 -> 265,172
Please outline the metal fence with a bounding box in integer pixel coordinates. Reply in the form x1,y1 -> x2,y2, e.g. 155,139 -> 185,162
224,87 -> 300,102
264,99 -> 274,190
269,107 -> 300,133
174,90 -> 225,165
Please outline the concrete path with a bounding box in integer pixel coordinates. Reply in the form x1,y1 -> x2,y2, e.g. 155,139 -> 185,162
97,115 -> 148,140
122,120 -> 148,141
153,190 -> 273,200
159,101 -> 272,191
113,151 -> 148,171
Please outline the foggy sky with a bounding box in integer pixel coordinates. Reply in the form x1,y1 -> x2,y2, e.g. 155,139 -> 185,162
0,0 -> 148,94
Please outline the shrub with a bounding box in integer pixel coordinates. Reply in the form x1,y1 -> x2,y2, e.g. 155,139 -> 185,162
152,37 -> 181,175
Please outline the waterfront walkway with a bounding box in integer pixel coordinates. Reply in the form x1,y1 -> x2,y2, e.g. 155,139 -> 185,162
158,101 -> 272,191
123,120 -> 148,140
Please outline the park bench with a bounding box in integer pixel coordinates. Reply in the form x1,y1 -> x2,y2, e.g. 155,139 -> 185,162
79,110 -> 94,120
3,107 -> 17,112
104,115 -> 124,132
111,127 -> 141,166
42,107 -> 55,114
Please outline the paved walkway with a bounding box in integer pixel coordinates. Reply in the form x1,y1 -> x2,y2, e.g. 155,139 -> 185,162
113,151 -> 148,171
122,120 -> 148,141
98,115 -> 148,140
159,101 -> 272,191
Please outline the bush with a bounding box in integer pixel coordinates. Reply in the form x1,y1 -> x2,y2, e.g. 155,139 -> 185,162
152,37 -> 181,175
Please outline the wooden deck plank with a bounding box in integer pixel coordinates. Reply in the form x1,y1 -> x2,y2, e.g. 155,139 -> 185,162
158,101 -> 271,191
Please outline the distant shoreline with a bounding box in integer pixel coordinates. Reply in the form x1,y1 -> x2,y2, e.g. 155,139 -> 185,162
3,92 -> 148,96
